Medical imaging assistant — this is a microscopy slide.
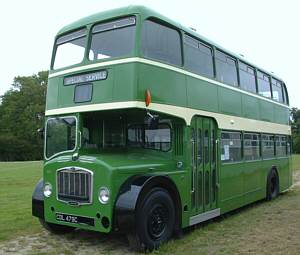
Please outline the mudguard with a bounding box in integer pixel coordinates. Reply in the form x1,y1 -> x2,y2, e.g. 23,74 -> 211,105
32,178 -> 44,219
114,175 -> 182,233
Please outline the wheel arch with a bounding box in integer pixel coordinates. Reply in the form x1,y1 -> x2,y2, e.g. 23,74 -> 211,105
114,175 -> 182,234
267,166 -> 280,185
266,165 -> 280,199
32,178 -> 44,219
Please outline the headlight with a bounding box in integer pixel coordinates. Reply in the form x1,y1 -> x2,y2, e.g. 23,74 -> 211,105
98,187 -> 110,204
43,183 -> 52,198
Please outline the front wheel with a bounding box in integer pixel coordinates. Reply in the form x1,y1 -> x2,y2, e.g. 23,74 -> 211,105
39,219 -> 75,234
266,169 -> 279,201
128,187 -> 175,251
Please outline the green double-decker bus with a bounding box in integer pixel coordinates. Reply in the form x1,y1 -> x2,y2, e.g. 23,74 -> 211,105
32,5 -> 292,251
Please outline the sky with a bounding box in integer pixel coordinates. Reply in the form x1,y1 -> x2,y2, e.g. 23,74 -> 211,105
0,0 -> 299,108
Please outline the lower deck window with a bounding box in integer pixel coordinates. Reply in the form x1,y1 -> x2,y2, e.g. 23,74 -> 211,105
262,134 -> 275,159
128,124 -> 171,152
276,135 -> 287,157
81,111 -> 171,152
244,133 -> 260,160
221,131 -> 242,163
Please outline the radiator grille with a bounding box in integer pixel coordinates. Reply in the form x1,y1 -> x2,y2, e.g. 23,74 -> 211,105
57,168 -> 92,204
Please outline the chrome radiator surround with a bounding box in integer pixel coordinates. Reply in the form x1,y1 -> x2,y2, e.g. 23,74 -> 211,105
56,167 -> 93,205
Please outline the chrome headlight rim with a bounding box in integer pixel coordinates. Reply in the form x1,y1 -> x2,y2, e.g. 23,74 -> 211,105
98,187 -> 110,204
43,182 -> 52,198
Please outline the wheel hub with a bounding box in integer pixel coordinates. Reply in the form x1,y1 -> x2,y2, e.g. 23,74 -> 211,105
147,204 -> 168,239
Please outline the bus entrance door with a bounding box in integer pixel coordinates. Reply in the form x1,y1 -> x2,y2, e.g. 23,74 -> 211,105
191,116 -> 217,218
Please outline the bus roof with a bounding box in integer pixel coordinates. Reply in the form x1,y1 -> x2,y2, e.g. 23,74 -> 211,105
57,5 -> 284,82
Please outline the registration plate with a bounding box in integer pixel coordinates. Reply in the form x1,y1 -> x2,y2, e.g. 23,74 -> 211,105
56,213 -> 95,226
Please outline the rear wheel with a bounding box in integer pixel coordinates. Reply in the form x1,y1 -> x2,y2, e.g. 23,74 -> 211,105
39,219 -> 75,234
127,188 -> 175,251
266,169 -> 279,200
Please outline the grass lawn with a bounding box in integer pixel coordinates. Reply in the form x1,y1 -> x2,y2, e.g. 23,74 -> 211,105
292,153 -> 300,170
0,161 -> 43,241
0,155 -> 299,254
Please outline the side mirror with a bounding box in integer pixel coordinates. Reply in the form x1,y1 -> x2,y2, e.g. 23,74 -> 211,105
145,112 -> 159,129
37,128 -> 44,139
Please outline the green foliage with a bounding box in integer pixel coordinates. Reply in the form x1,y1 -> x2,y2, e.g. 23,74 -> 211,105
291,108 -> 300,153
0,71 -> 48,161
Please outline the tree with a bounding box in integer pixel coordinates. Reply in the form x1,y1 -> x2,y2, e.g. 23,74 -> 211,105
0,71 -> 48,161
291,108 -> 300,153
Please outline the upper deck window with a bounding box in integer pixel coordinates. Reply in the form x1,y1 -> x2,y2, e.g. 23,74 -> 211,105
239,62 -> 257,93
184,35 -> 214,78
257,71 -> 271,98
215,50 -> 238,87
89,17 -> 136,60
53,29 -> 87,70
282,84 -> 288,104
141,20 -> 182,66
271,78 -> 284,103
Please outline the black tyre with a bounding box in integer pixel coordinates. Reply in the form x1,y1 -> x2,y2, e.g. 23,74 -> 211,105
39,219 -> 75,234
266,169 -> 279,201
128,187 -> 175,252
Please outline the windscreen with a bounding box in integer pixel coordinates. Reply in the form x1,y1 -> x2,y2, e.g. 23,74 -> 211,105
53,29 -> 87,69
45,117 -> 77,158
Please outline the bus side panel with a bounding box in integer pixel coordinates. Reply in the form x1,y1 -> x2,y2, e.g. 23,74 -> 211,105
186,77 -> 218,112
219,163 -> 244,213
241,94 -> 260,120
273,104 -> 290,125
276,157 -> 291,191
259,100 -> 274,123
243,161 -> 264,204
218,87 -> 242,117
137,63 -> 186,107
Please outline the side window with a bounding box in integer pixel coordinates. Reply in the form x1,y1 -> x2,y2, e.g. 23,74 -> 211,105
127,124 -> 171,152
257,71 -> 271,98
271,78 -> 284,103
244,133 -> 260,160
144,124 -> 171,151
239,62 -> 256,93
184,35 -> 214,78
127,124 -> 144,148
276,135 -> 287,157
262,134 -> 275,159
221,131 -> 242,163
282,83 -> 289,105
215,50 -> 238,86
141,20 -> 182,66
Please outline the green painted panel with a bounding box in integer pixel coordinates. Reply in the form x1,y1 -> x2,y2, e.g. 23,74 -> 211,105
113,63 -> 137,102
218,87 -> 242,116
187,77 -> 218,112
273,104 -> 289,125
46,78 -> 60,110
219,163 -> 244,213
242,94 -> 260,119
137,63 -> 186,107
243,161 -> 264,204
259,100 -> 274,122
276,158 -> 290,191
90,68 -> 114,104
